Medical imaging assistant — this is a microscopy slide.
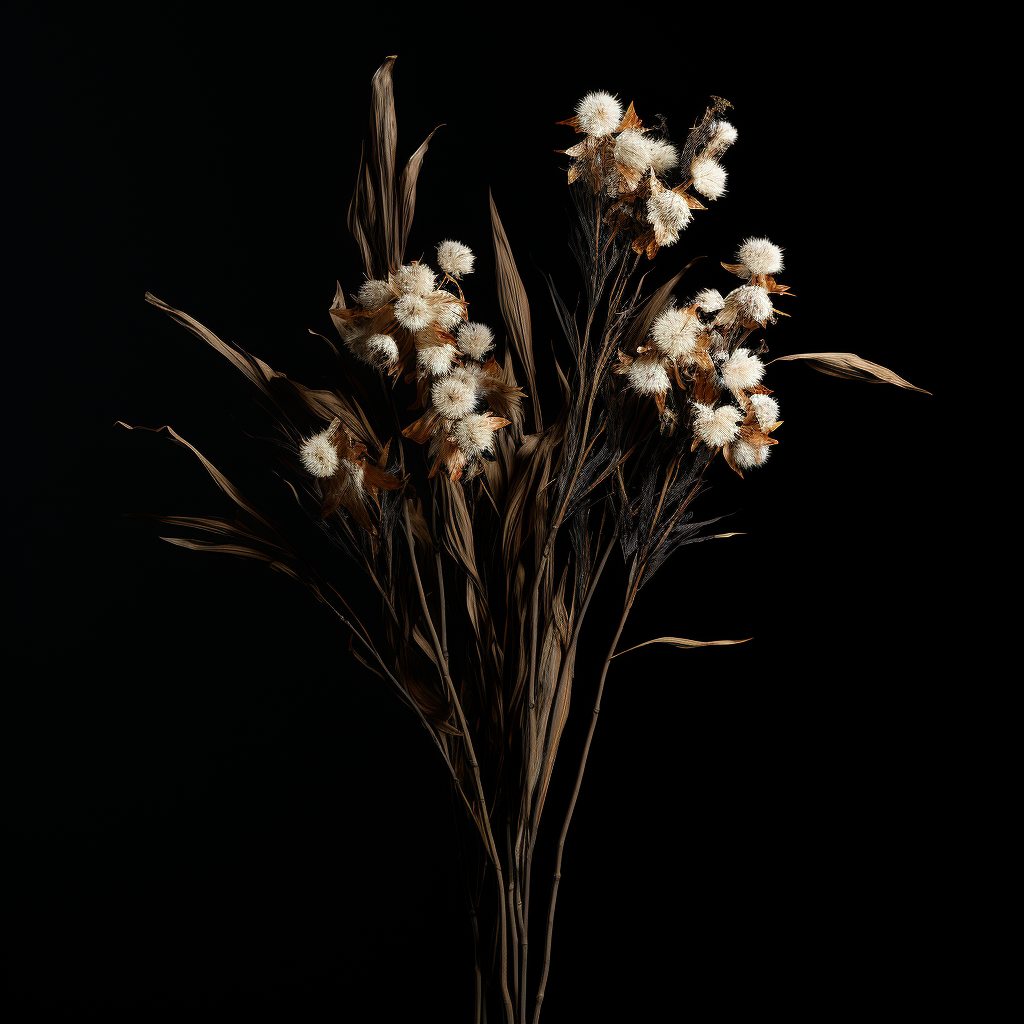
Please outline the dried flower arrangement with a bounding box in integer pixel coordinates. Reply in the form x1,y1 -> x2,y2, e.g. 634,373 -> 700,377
119,57 -> 927,1022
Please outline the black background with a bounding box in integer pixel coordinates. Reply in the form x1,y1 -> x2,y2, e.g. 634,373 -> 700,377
22,18 -> 960,1021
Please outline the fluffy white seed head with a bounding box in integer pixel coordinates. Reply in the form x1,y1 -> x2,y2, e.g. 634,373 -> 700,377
394,263 -> 436,297
737,237 -> 784,278
575,91 -> 623,137
719,285 -> 774,326
706,120 -> 738,157
357,278 -> 393,309
647,138 -> 679,175
363,334 -> 399,366
749,393 -> 780,430
693,289 -> 725,315
436,239 -> 475,280
613,130 -> 653,173
394,293 -> 434,331
627,357 -> 670,396
432,368 -> 480,420
720,349 -> 765,395
691,402 -> 743,448
647,186 -> 692,246
417,342 -> 457,376
456,322 -> 495,361
432,293 -> 466,332
690,154 -> 728,200
299,430 -> 340,478
454,413 -> 500,455
732,437 -> 771,470
649,307 -> 700,362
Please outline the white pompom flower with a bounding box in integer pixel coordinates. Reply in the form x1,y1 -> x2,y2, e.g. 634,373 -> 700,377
647,139 -> 679,175
731,437 -> 772,470
690,154 -> 727,200
363,334 -> 399,366
456,322 -> 495,361
647,185 -> 692,246
691,402 -> 743,448
394,293 -> 434,331
720,349 -> 765,396
394,263 -> 436,297
431,293 -> 466,332
737,237 -> 784,278
357,279 -> 393,309
436,240 -> 475,280
693,288 -> 725,316
417,343 -> 457,376
749,393 -> 780,430
649,307 -> 701,362
613,130 -> 653,174
627,357 -> 670,396
575,91 -> 623,137
432,367 -> 480,420
299,429 -> 340,478
719,285 -> 774,327
454,413 -> 502,455
705,120 -> 738,157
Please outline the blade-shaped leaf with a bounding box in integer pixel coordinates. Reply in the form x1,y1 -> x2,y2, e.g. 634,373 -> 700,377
612,635 -> 751,658
768,352 -> 930,394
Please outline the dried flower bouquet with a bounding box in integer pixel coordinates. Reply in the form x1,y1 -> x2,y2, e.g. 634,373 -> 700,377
120,57 -> 926,1022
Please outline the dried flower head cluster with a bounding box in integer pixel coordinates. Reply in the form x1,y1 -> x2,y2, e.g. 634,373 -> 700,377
559,91 -> 737,257
330,238 -> 524,482
297,416 -> 401,529
614,235 -> 790,475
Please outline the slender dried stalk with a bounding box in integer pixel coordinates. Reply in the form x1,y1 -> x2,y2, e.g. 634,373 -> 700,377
532,595 -> 633,1023
402,501 -> 516,1024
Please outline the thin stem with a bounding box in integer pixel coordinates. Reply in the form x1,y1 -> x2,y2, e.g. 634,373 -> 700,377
506,824 -> 519,1008
436,549 -> 449,665
531,595 -> 634,1024
403,502 -> 516,1024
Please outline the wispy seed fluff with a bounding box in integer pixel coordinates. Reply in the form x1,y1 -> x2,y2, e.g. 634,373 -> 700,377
693,288 -> 725,315
575,91 -> 623,137
647,185 -> 692,246
737,237 -> 784,278
647,139 -> 679,175
417,343 -> 457,376
454,413 -> 500,455
299,430 -> 339,478
649,307 -> 701,362
394,263 -> 436,297
720,349 -> 765,395
690,153 -> 728,200
363,333 -> 399,366
705,120 -> 738,157
732,437 -> 772,470
749,393 -> 780,430
456,322 -> 494,361
432,293 -> 466,333
691,402 -> 743,448
394,293 -> 434,331
357,278 -> 393,309
436,240 -> 475,280
613,130 -> 653,174
432,368 -> 480,419
720,285 -> 774,326
627,357 -> 670,395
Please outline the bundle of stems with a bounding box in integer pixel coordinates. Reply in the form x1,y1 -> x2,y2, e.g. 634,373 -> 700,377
120,58 -> 926,1021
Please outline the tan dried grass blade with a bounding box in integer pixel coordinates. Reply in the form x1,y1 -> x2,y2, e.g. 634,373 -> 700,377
769,352 -> 931,394
489,189 -> 540,429
612,636 -> 751,657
